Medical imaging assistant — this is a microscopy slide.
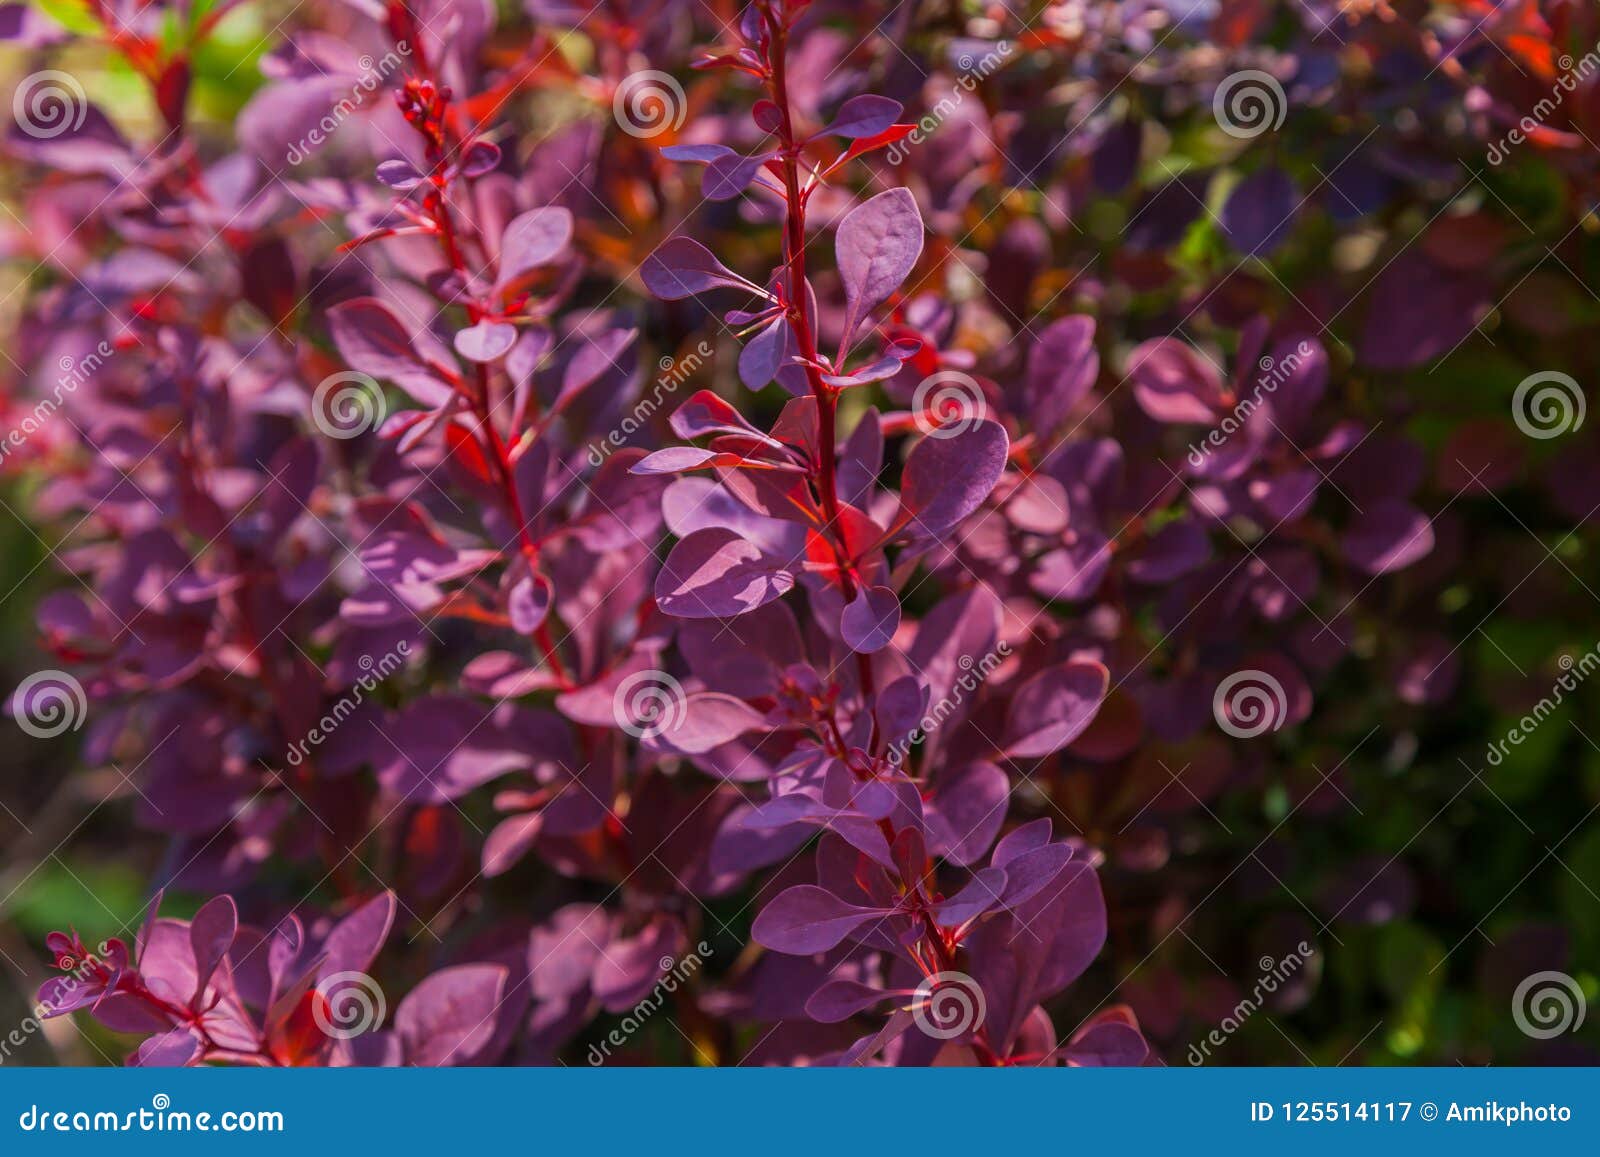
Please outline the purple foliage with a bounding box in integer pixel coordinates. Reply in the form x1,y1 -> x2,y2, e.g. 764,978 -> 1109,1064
9,0 -> 1589,1069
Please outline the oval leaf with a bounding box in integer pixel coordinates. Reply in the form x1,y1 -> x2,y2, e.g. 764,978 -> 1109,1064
836,187 -> 924,347
1003,661 -> 1110,758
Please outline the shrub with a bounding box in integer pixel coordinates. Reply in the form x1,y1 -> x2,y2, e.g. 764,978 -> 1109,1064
4,0 -> 1597,1066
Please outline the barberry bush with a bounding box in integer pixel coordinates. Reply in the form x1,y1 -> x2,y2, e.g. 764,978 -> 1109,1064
1,0 -> 1598,1066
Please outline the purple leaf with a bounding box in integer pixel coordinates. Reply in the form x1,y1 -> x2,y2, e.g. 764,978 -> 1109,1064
374,698 -> 536,802
1026,316 -> 1098,433
508,569 -> 553,634
653,692 -> 765,754
642,237 -> 764,301
751,886 -> 889,954
394,963 -> 509,1066
704,151 -> 772,201
661,143 -> 737,164
993,818 -> 1054,867
1003,661 -> 1109,758
1125,518 -> 1211,584
459,139 -> 501,178
655,528 -> 796,618
327,298 -> 455,402
925,761 -> 1009,866
1221,166 -> 1297,256
751,100 -> 782,133
454,320 -> 518,363
1343,498 -> 1435,574
631,447 -> 743,475
1092,116 -> 1142,193
482,813 -> 543,878
319,893 -> 397,980
840,584 -> 900,653
1030,533 -> 1113,602
836,188 -> 924,347
559,329 -> 636,403
1063,1020 -> 1149,1067
669,390 -> 763,441
134,1027 -> 203,1068
1126,338 -> 1224,424
822,95 -> 903,139
593,919 -> 682,1012
997,843 -> 1075,906
496,207 -> 574,290
711,806 -> 815,874
739,316 -> 792,390
805,979 -> 891,1022
933,867 -> 1009,926
899,420 -> 1009,535
1359,251 -> 1492,370
820,341 -> 921,387
375,159 -> 423,189
188,895 -> 237,1002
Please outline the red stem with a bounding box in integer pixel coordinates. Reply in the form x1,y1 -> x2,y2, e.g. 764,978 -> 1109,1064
765,13 -> 849,592
760,5 -> 992,1059
763,8 -> 878,718
402,65 -> 574,690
